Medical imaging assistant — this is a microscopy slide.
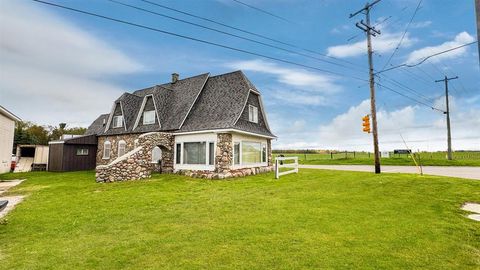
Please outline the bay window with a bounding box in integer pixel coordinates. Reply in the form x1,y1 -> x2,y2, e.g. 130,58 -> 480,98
183,142 -> 206,164
242,141 -> 262,164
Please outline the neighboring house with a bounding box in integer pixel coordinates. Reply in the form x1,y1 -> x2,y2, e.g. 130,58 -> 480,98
86,71 -> 276,182
0,105 -> 20,174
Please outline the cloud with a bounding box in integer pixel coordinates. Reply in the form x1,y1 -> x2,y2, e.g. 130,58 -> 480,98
327,32 -> 415,58
410,20 -> 432,29
272,99 -> 480,151
0,1 -> 143,126
405,31 -> 475,64
227,59 -> 341,93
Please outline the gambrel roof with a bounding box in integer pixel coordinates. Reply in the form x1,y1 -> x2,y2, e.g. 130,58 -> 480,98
86,71 -> 275,138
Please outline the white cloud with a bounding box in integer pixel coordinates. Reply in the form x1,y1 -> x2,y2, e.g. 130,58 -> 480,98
405,31 -> 475,64
327,32 -> 415,58
228,59 -> 341,93
272,99 -> 480,151
410,20 -> 432,29
0,1 -> 143,126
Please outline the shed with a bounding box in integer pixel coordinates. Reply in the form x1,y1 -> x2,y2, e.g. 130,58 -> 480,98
15,145 -> 49,172
48,135 -> 97,172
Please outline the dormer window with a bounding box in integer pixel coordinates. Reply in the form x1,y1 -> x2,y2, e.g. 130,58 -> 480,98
143,110 -> 155,125
248,105 -> 258,123
112,115 -> 123,128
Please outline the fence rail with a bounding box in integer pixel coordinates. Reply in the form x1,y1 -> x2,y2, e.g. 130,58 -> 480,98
275,156 -> 298,179
273,151 -> 480,161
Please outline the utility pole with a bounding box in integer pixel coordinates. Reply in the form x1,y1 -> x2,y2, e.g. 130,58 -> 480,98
350,0 -> 382,173
475,0 -> 480,65
435,75 -> 458,160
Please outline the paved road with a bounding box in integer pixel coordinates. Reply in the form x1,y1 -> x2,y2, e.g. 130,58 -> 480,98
299,165 -> 480,180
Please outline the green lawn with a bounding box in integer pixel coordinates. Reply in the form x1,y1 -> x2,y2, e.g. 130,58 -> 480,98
275,153 -> 480,166
0,170 -> 479,269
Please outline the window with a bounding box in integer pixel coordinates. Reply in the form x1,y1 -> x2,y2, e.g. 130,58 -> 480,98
183,142 -> 206,164
208,142 -> 215,165
76,148 -> 88,156
143,110 -> 155,125
118,140 -> 126,157
112,115 -> 123,128
152,146 -> 162,163
262,144 -> 267,163
242,141 -> 261,164
248,105 -> 258,123
103,141 -> 111,159
234,143 -> 240,165
176,143 -> 181,164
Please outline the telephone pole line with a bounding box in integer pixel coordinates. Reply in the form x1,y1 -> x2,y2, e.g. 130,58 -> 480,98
350,0 -> 382,173
435,75 -> 458,160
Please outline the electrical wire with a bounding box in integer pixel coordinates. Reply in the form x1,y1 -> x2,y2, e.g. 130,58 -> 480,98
31,0 -> 368,82
231,0 -> 293,23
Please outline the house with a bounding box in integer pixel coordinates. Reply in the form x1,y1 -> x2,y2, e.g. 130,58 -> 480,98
0,105 -> 21,173
86,71 -> 276,182
48,135 -> 97,172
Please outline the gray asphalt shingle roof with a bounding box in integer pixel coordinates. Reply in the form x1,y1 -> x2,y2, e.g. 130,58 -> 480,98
86,71 -> 275,137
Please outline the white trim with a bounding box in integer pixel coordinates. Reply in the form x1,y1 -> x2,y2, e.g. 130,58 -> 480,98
174,128 -> 276,139
48,141 -> 65,145
119,102 -> 127,131
233,89 -> 252,125
102,140 -> 112,159
178,73 -> 210,129
0,105 -> 21,122
248,104 -> 258,123
104,102 -> 116,132
133,94 -> 161,130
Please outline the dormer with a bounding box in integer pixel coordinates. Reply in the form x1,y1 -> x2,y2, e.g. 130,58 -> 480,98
133,94 -> 160,130
105,101 -> 126,132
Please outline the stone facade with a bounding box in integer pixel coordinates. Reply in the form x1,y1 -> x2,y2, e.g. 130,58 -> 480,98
95,132 -> 273,182
215,133 -> 233,173
95,132 -> 174,182
96,134 -> 140,166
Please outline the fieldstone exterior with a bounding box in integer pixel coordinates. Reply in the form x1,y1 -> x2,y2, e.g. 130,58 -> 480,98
95,132 -> 174,182
95,132 -> 273,182
215,133 -> 233,173
96,134 -> 140,165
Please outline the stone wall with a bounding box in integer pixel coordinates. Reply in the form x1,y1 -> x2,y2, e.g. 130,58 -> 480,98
215,133 -> 233,173
178,166 -> 274,179
96,132 -> 174,182
267,139 -> 272,166
96,134 -> 139,165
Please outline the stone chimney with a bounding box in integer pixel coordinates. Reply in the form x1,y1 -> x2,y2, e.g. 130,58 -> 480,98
171,73 -> 179,84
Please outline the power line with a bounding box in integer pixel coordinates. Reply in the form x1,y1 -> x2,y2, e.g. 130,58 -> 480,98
377,73 -> 434,103
376,81 -> 445,112
31,0 -> 368,82
108,0 -> 366,73
140,0 -> 363,71
375,40 -> 478,74
380,0 -> 422,71
231,0 -> 293,23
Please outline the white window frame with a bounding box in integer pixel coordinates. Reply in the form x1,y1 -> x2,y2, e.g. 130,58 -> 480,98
76,148 -> 89,156
143,110 -> 155,125
118,140 -> 126,157
112,115 -> 124,128
151,146 -> 162,164
103,141 -> 111,159
248,105 -> 258,123
232,140 -> 268,168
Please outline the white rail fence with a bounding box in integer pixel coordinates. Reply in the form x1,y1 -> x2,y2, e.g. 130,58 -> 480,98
275,156 -> 298,179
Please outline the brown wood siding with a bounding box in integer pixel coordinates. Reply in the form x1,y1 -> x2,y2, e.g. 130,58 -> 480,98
48,144 -> 64,172
62,144 -> 97,171
64,135 -> 97,145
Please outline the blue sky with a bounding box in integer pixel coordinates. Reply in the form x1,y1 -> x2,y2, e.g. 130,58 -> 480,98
1,0 -> 479,151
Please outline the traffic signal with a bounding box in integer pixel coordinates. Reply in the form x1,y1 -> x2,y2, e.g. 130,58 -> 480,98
362,115 -> 371,133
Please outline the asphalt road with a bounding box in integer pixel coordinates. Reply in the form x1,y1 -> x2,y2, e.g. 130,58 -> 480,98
299,165 -> 480,180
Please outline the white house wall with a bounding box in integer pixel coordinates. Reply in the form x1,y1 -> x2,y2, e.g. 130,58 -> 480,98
0,114 -> 15,173
232,132 -> 268,169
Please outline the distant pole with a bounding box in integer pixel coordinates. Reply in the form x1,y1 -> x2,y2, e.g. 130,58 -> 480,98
435,75 -> 458,160
476,0 -> 480,65
350,0 -> 382,173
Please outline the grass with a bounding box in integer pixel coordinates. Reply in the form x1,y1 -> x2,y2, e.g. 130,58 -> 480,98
0,170 -> 479,269
275,153 -> 480,166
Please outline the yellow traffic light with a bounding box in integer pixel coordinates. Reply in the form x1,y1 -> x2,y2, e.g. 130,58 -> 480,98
362,115 -> 370,133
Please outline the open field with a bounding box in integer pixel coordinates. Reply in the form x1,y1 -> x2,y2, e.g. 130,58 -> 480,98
274,151 -> 480,166
1,170 -> 479,269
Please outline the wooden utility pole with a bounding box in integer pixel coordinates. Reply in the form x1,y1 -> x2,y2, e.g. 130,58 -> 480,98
435,75 -> 458,160
350,0 -> 382,173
